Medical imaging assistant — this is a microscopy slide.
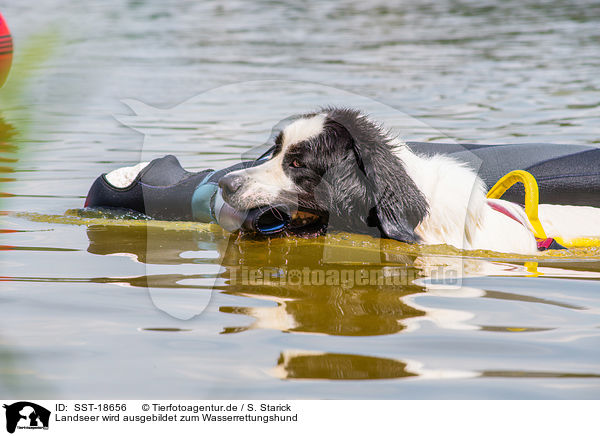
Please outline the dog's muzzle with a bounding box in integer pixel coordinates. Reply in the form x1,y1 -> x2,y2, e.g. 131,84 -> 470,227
214,189 -> 292,235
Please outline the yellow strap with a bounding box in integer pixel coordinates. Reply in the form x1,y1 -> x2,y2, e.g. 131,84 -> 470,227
486,170 -> 547,239
554,236 -> 600,248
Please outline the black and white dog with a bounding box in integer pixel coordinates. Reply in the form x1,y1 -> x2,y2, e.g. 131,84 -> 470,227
218,107 -> 600,254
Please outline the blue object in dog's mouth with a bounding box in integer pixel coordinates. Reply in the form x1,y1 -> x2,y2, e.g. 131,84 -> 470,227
251,205 -> 292,234
213,192 -> 291,235
214,190 -> 323,236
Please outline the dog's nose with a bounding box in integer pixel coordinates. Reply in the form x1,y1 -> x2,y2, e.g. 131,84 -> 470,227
219,173 -> 244,196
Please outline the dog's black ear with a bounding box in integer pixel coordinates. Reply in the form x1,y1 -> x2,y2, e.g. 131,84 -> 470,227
368,202 -> 422,243
327,108 -> 429,243
360,151 -> 428,243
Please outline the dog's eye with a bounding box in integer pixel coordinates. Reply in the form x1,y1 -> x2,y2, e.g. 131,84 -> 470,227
290,159 -> 304,168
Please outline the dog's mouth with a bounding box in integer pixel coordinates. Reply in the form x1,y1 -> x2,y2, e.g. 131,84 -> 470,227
240,205 -> 326,237
216,191 -> 328,237
288,209 -> 327,235
290,210 -> 320,228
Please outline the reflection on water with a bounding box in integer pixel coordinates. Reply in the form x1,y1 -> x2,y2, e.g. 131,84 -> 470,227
0,116 -> 17,186
82,218 -> 428,336
3,202 -> 600,395
273,352 -> 418,380
86,224 -> 224,265
218,237 -> 428,337
273,350 -> 600,381
76,218 -> 599,339
70,218 -> 600,384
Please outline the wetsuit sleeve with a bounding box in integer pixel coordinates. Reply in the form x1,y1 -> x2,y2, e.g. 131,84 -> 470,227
85,155 -> 214,220
85,155 -> 264,222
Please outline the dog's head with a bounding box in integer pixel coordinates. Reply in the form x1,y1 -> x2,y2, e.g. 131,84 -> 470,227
219,107 -> 429,242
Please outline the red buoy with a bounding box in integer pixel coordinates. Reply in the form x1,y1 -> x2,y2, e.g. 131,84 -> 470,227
0,12 -> 13,88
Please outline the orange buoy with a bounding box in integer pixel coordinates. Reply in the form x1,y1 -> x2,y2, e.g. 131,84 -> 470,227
0,12 -> 13,88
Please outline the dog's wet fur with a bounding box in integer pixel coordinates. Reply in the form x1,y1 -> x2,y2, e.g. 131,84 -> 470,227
219,108 -> 429,243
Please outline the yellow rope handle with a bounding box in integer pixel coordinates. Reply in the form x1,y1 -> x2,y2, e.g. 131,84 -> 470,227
554,236 -> 600,248
486,170 -> 547,240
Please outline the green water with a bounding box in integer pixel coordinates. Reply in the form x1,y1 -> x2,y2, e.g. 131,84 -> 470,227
1,0 -> 599,399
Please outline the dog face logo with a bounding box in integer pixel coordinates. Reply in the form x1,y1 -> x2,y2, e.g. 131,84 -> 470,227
3,402 -> 50,434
